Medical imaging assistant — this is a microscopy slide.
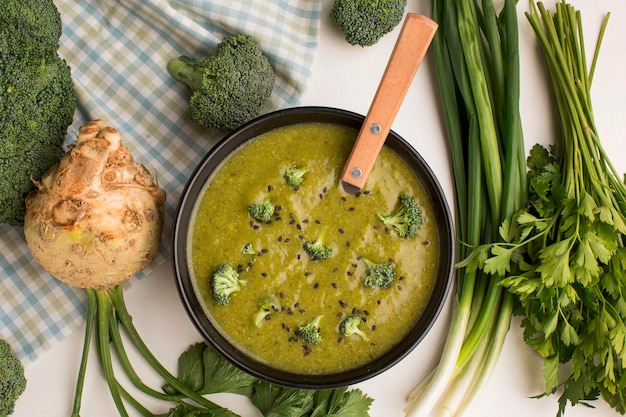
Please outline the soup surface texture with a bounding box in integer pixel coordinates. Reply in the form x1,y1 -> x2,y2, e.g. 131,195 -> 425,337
189,122 -> 440,375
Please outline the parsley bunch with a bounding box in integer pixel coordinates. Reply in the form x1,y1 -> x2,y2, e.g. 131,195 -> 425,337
462,2 -> 626,415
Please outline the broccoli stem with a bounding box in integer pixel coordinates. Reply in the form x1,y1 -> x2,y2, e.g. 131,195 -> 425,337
167,56 -> 204,92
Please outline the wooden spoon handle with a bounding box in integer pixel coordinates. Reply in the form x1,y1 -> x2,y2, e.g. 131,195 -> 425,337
341,13 -> 438,192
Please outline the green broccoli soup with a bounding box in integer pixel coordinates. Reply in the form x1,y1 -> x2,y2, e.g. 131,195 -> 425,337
188,122 -> 440,375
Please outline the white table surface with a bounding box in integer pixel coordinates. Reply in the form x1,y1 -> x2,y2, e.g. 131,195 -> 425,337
13,1 -> 626,416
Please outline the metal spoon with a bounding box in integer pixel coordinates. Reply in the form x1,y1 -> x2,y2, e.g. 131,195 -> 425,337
340,13 -> 438,193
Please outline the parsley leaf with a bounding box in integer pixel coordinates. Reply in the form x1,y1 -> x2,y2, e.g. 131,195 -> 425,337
163,343 -> 257,397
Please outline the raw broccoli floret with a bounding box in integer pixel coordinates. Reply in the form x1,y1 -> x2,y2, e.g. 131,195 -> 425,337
211,264 -> 247,305
248,198 -> 275,222
0,340 -> 27,417
0,0 -> 63,60
0,0 -> 77,227
167,34 -> 275,132
361,257 -> 395,288
253,295 -> 280,327
296,315 -> 324,345
329,0 -> 408,47
339,316 -> 368,341
377,194 -> 422,238
284,166 -> 308,188
303,236 -> 333,260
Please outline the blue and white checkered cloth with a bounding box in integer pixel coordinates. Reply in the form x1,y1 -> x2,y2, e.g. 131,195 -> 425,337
0,0 -> 322,363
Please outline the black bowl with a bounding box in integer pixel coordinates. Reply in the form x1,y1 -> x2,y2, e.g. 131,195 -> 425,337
172,106 -> 455,389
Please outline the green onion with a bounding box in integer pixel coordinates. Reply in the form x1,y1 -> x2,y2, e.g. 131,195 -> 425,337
405,0 -> 526,415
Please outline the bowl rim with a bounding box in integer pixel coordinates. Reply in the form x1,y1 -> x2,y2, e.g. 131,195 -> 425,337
172,105 -> 455,389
